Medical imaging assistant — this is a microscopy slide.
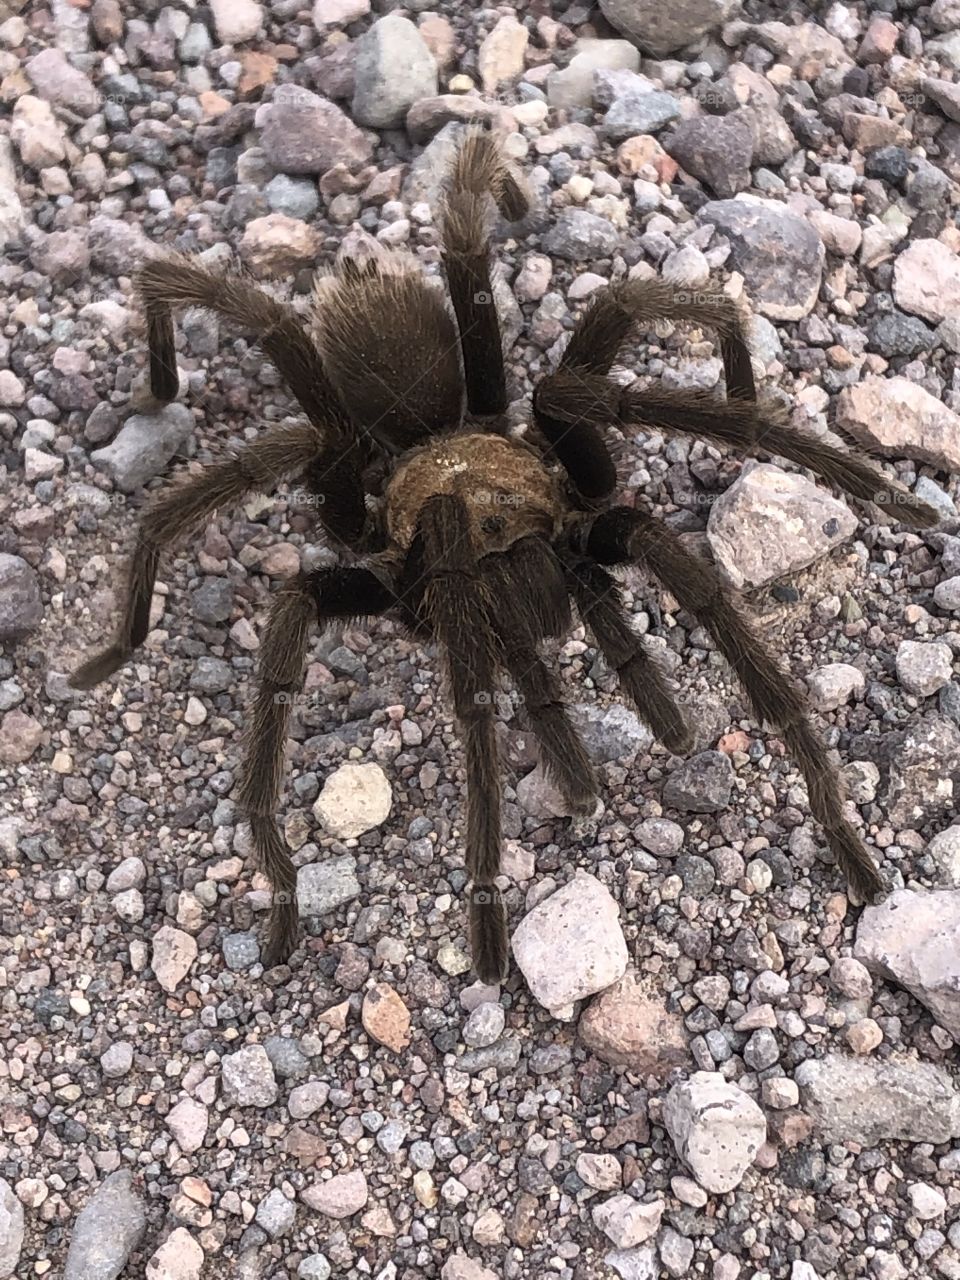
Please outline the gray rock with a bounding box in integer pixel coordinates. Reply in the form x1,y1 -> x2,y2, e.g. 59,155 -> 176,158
352,15 -> 437,129
855,889 -> 960,1038
739,104 -> 797,167
666,115 -> 754,198
462,1002 -> 506,1048
456,1037 -> 522,1073
707,462 -> 857,589
635,817 -> 684,856
795,1054 -> 960,1144
662,1072 -> 767,1192
87,216 -> 154,276
0,554 -> 42,640
259,86 -> 373,175
881,715 -> 960,827
569,703 -> 654,762
255,1188 -> 296,1239
700,198 -> 825,320
298,1258 -> 332,1280
662,751 -> 734,813
190,657 -> 233,694
603,91 -> 680,141
190,577 -> 234,625
222,1044 -> 278,1107
542,209 -> 620,262
26,47 -> 98,116
64,1171 -> 146,1280
265,174 -> 320,220
604,1247 -> 658,1280
297,855 -> 361,918
264,1035 -> 310,1079
100,1042 -> 134,1078
0,1179 -> 24,1280
599,0 -> 740,58
91,405 -> 193,492
934,577 -> 960,613
223,932 -> 261,971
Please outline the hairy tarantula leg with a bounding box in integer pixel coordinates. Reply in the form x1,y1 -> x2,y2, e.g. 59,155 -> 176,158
562,553 -> 693,755
618,386 -> 940,530
481,554 -> 598,815
237,567 -> 395,967
137,255 -> 350,431
583,506 -> 886,904
69,422 -> 323,690
531,276 -> 757,501
558,277 -> 757,399
417,494 -> 508,984
439,126 -> 531,418
531,370 -> 619,502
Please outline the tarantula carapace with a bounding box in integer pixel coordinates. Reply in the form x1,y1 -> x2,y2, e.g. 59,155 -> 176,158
71,126 -> 938,984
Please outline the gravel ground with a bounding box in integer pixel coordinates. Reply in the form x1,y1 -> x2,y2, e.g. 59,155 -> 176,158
2,1 -> 960,1278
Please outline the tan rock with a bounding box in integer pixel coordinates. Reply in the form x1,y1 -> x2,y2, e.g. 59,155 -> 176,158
478,15 -> 528,93
361,983 -> 411,1052
579,970 -> 690,1074
835,375 -> 960,473
240,214 -> 321,278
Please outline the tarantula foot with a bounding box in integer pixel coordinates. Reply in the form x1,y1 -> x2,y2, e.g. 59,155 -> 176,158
658,718 -> 695,757
69,645 -> 129,690
846,862 -> 888,908
469,886 -> 508,985
262,897 -> 299,969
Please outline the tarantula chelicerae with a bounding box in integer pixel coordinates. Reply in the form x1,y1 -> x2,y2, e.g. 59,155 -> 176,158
71,127 -> 939,984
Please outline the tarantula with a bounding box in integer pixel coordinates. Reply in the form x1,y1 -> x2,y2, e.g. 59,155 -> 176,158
71,126 -> 938,985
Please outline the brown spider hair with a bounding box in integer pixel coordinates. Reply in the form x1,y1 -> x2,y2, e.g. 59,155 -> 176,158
71,125 -> 939,984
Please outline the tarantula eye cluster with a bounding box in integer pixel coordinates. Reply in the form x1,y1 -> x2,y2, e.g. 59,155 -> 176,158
70,126 -> 939,985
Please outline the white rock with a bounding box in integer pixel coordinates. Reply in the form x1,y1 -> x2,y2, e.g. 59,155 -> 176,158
151,926 -> 197,993
855,888 -> 960,1039
209,0 -> 262,43
907,1182 -> 947,1220
301,1170 -> 368,1218
934,576 -> 960,613
313,762 -> 392,838
221,1044 -> 278,1108
511,874 -> 628,1015
895,640 -> 953,697
592,1195 -> 664,1248
0,1179 -> 24,1279
11,96 -> 65,169
546,38 -> 640,110
313,0 -> 370,27
893,238 -> 960,324
662,1072 -> 767,1193
805,662 -> 865,712
927,826 -> 960,887
146,1227 -> 203,1280
165,1098 -> 209,1154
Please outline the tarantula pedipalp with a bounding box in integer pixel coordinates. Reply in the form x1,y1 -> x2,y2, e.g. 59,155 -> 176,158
70,126 -> 940,985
